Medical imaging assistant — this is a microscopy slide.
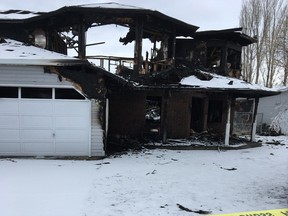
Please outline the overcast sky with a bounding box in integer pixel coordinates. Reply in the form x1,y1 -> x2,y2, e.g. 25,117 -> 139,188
1,0 -> 243,30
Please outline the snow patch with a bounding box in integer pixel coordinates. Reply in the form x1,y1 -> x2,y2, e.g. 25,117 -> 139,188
0,135 -> 287,216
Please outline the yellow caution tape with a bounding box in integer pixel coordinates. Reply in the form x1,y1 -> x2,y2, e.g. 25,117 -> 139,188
212,208 -> 288,216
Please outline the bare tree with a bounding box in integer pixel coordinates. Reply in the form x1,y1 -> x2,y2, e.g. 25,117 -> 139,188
240,0 -> 265,84
240,0 -> 288,87
276,7 -> 288,85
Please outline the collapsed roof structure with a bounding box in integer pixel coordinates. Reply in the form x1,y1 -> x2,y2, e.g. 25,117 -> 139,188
0,3 -> 279,156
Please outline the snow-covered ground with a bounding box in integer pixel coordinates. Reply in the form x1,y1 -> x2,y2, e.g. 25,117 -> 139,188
0,136 -> 287,216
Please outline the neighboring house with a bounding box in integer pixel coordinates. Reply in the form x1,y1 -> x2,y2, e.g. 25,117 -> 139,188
0,3 -> 279,157
257,88 -> 288,132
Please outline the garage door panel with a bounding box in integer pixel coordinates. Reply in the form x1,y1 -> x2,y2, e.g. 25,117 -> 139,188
22,141 -> 54,153
55,116 -> 87,128
0,116 -> 19,128
55,141 -> 88,154
20,101 -> 53,115
21,116 -> 53,128
55,129 -> 87,140
0,142 -> 21,153
21,129 -> 53,139
54,101 -> 89,115
0,129 -> 20,139
0,100 -> 18,114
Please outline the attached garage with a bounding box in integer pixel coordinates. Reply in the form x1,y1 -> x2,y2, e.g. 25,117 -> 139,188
0,39 -> 105,157
0,90 -> 91,156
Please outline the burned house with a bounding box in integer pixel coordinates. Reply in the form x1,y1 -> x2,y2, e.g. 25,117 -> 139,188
0,3 -> 278,156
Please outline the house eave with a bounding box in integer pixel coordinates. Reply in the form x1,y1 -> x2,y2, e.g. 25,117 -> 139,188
0,59 -> 85,66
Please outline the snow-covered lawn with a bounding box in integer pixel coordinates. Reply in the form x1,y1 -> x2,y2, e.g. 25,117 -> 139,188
0,136 -> 287,216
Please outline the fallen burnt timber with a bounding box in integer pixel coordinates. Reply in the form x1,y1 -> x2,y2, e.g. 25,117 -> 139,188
107,130 -> 263,154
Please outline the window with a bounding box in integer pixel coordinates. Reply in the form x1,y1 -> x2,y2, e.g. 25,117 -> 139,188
0,87 -> 18,98
145,96 -> 161,122
207,47 -> 222,68
55,88 -> 85,100
21,87 -> 52,99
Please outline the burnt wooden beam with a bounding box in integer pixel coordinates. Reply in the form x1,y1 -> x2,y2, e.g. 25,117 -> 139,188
78,17 -> 87,59
168,29 -> 176,66
133,16 -> 143,75
202,97 -> 209,131
220,42 -> 228,75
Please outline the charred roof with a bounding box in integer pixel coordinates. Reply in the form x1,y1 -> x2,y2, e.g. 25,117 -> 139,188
0,3 -> 199,37
192,27 -> 257,46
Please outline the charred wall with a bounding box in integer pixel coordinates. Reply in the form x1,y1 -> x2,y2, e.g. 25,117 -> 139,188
108,91 -> 146,138
166,92 -> 191,138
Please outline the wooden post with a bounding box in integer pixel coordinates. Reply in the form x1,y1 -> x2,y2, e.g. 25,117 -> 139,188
133,16 -> 143,75
202,97 -> 209,131
224,98 -> 231,146
250,98 -> 259,142
168,30 -> 176,66
220,42 -> 228,75
78,20 -> 86,60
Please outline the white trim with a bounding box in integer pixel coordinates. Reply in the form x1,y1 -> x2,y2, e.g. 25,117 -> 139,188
0,84 -> 74,88
251,122 -> 257,142
224,100 -> 231,146
88,101 -> 92,157
0,59 -> 82,66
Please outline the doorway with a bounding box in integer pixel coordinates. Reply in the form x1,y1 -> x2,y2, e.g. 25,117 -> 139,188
191,97 -> 205,133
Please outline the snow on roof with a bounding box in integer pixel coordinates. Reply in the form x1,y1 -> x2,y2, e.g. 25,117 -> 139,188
278,87 -> 288,92
180,70 -> 276,92
0,38 -> 82,66
0,10 -> 43,20
78,2 -> 145,10
0,3 -> 142,21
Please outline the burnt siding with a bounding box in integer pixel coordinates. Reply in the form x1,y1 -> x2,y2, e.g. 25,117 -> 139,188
109,92 -> 146,138
167,92 -> 191,138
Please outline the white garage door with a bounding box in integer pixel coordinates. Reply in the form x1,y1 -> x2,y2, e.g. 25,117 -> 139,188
0,87 -> 91,156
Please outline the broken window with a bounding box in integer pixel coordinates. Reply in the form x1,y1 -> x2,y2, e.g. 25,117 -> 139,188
208,100 -> 223,123
207,47 -> 221,68
0,87 -> 18,98
227,49 -> 241,70
145,96 -> 161,122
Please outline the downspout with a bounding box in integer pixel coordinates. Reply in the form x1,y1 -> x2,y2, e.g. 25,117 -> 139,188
250,98 -> 259,142
224,97 -> 231,146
